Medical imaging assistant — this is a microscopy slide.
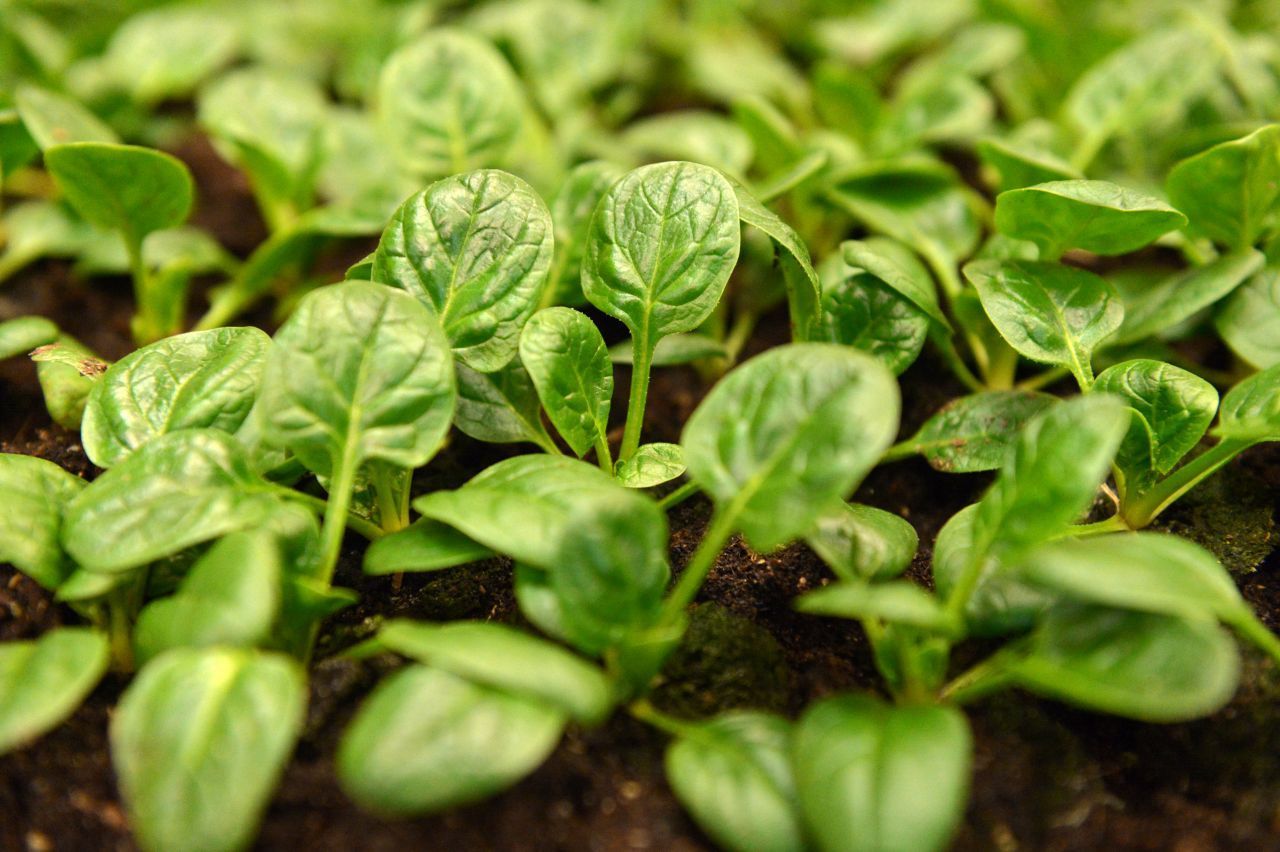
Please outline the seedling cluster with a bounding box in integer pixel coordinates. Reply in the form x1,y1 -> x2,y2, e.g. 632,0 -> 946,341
2,2 -> 1280,850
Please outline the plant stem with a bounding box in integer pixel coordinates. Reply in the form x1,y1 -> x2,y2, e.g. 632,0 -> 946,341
267,485 -> 384,541
940,651 -> 1015,704
1232,612 -> 1280,667
657,480 -> 699,511
879,441 -> 918,464
107,590 -> 134,673
722,310 -> 758,365
319,440 -> 360,584
1051,513 -> 1133,539
1017,366 -> 1070,391
619,335 -> 653,462
659,507 -> 738,624
629,699 -> 696,737
1122,438 -> 1252,528
594,434 -> 613,474
371,463 -> 410,533
125,235 -> 159,345
932,331 -> 985,393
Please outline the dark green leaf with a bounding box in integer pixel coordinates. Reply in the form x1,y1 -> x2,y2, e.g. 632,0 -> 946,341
453,360 -> 556,452
994,180 -> 1185,259
816,258 -> 928,376
519,307 -> 612,458
615,443 -> 685,488
805,502 -> 917,582
842,237 -> 949,328
899,391 -> 1056,473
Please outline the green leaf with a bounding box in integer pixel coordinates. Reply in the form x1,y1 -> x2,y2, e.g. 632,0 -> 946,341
1216,265 -> 1280,369
797,581 -> 952,631
683,344 -> 899,552
377,30 -> 525,178
1093,359 -> 1217,494
0,316 -> 58,361
583,161 -> 740,351
816,257 -> 929,376
876,74 -> 992,154
546,160 -> 624,305
1215,362 -> 1280,442
133,532 -> 281,667
453,360 -> 556,452
374,170 -> 553,372
608,333 -> 729,366
414,456 -> 622,568
0,628 -> 109,755
899,391 -> 1057,473
1007,605 -> 1239,722
932,504 -> 1052,636
256,281 -> 456,477
104,7 -> 238,103
1114,249 -> 1265,346
34,334 -> 102,429
994,180 -> 1186,259
1166,124 -> 1280,249
793,695 -> 971,852
624,111 -> 754,177
965,259 -> 1123,385
338,665 -> 563,815
842,237 -> 949,329
519,307 -> 612,458
363,519 -> 494,576
44,142 -> 193,243
1020,533 -> 1248,624
0,108 -> 38,179
805,503 -> 918,582
545,490 -> 670,654
976,137 -> 1080,193
972,395 -> 1129,559
63,429 -> 280,574
666,713 -> 802,852
377,620 -> 612,724
732,179 -> 821,340
82,328 -> 270,468
14,84 -> 118,149
0,200 -> 100,282
0,454 -> 84,590
112,648 -> 306,852
615,443 -> 685,488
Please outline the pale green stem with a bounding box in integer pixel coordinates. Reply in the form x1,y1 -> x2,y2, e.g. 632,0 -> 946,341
267,485 -> 384,541
1017,366 -> 1070,391
657,480 -> 699,511
1122,438 -> 1252,528
619,334 -> 653,462
629,699 -> 696,737
659,507 -> 738,624
319,440 -> 360,583
940,651 -> 1016,704
594,434 -> 613,474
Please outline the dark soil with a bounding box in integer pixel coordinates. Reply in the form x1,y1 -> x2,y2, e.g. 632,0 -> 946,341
2,136 -> 1279,852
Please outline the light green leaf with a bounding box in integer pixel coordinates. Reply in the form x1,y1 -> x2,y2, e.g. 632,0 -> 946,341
546,160 -> 624,305
45,142 -> 193,243
666,713 -> 802,852
14,84 -> 118,149
797,581 -> 952,631
731,179 -> 821,340
805,503 -> 917,582
1114,249 -> 1264,346
583,161 -> 740,350
377,30 -> 525,178
842,237 -> 949,328
256,281 -> 456,477
1215,362 -> 1280,442
104,7 -> 238,103
112,648 -> 306,852
1007,605 -> 1239,722
363,519 -> 494,576
683,344 -> 899,552
0,628 -> 108,755
793,695 -> 971,852
899,391 -> 1057,473
453,360 -> 556,452
1166,124 -> 1280,249
374,169 -> 553,372
994,180 -> 1185,259
338,666 -> 563,815
815,256 -> 929,376
624,111 -> 754,177
33,334 -> 102,429
976,137 -> 1080,193
1216,265 -> 1280,369
63,429 -> 280,574
377,620 -> 612,724
133,532 -> 281,667
0,454 -> 84,590
615,443 -> 685,488
0,316 -> 58,361
520,307 -> 612,458
965,259 -> 1122,385
82,328 -> 270,468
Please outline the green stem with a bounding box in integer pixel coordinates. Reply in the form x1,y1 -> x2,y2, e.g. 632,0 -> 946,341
267,485 -> 384,541
126,234 -> 159,345
107,590 -> 135,673
194,286 -> 245,332
1231,612 -> 1280,668
371,464 -> 410,533
879,440 -> 919,464
659,507 -> 738,624
657,480 -> 699,511
722,310 -> 758,365
940,651 -> 1016,705
1122,438 -> 1252,528
932,331 -> 985,393
1017,366 -> 1069,391
594,434 -> 613,474
983,342 -> 1019,391
629,699 -> 696,737
619,335 -> 653,462
1052,513 -> 1133,539
1070,127 -> 1108,173
319,440 -> 360,583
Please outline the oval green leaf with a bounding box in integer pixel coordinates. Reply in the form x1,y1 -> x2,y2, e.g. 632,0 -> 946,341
994,180 -> 1185,259
519,307 -> 613,458
0,628 -> 109,755
0,453 -> 85,590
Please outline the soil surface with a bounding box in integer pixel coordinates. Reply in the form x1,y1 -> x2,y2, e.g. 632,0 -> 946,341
2,137 -> 1279,852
